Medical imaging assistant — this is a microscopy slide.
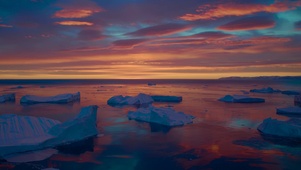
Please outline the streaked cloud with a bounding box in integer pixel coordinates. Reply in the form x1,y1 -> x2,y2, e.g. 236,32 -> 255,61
78,29 -> 105,41
180,1 -> 301,21
56,21 -> 93,26
217,16 -> 275,31
126,23 -> 192,37
112,39 -> 148,49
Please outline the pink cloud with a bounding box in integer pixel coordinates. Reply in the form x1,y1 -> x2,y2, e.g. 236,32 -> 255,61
112,39 -> 148,49
126,23 -> 192,37
191,31 -> 234,39
180,1 -> 301,21
217,17 -> 275,31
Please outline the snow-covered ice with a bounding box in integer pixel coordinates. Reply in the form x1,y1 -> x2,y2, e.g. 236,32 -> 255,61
0,93 -> 15,103
0,105 -> 98,160
107,93 -> 153,106
151,95 -> 182,102
257,118 -> 301,139
218,95 -> 265,103
281,90 -> 300,95
128,105 -> 194,126
250,87 -> 280,93
20,92 -> 80,104
276,107 -> 301,115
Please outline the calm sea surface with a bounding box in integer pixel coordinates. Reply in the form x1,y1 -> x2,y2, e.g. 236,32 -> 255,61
0,79 -> 301,170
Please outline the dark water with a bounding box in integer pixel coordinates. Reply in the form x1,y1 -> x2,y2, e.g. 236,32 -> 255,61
1,79 -> 301,170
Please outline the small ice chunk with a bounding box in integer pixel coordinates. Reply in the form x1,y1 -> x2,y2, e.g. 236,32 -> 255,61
250,87 -> 280,93
276,107 -> 301,115
281,90 -> 300,95
20,92 -> 80,104
257,117 -> 301,139
107,93 -> 153,106
0,93 -> 15,103
147,83 -> 156,86
218,95 -> 265,103
128,105 -> 194,126
151,95 -> 182,102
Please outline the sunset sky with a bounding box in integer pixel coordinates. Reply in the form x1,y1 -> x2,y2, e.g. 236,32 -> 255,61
0,0 -> 301,79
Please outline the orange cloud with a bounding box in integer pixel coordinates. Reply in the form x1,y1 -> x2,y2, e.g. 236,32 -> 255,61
54,9 -> 99,18
180,1 -> 301,21
53,0 -> 103,18
217,17 -> 275,31
56,21 -> 93,26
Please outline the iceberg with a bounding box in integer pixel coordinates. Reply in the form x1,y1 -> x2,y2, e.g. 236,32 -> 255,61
294,95 -> 301,107
128,105 -> 194,126
107,93 -> 153,106
151,95 -> 182,102
281,90 -> 300,95
276,107 -> 301,116
20,92 -> 80,104
250,87 -> 280,93
0,93 -> 15,103
0,105 -> 98,159
218,95 -> 265,103
257,118 -> 301,139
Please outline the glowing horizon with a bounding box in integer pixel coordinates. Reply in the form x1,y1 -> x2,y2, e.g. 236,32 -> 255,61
0,0 -> 301,79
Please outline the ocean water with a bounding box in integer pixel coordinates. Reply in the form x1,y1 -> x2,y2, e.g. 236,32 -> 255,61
0,79 -> 301,170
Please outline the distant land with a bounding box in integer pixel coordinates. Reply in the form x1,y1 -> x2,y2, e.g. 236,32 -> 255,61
219,76 -> 301,80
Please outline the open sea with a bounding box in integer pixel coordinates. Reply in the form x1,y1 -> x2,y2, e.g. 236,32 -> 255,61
1,79 -> 301,170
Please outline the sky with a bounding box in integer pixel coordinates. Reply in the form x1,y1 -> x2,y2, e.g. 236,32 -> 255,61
0,0 -> 301,79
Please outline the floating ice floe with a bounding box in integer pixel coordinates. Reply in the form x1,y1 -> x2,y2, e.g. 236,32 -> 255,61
0,105 -> 98,160
107,93 -> 153,106
151,95 -> 182,102
128,105 -> 194,126
218,95 -> 265,103
257,118 -> 301,139
147,83 -> 156,86
250,87 -> 280,93
0,93 -> 15,103
276,107 -> 301,116
20,92 -> 80,104
281,90 -> 300,95
295,95 -> 301,107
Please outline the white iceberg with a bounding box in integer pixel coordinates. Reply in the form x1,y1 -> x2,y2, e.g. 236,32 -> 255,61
0,105 -> 98,159
276,107 -> 301,116
250,87 -> 280,93
281,90 -> 300,95
128,105 -> 194,126
218,95 -> 265,103
107,93 -> 153,106
151,95 -> 182,102
147,82 -> 156,86
0,93 -> 15,103
257,118 -> 301,139
20,92 -> 80,104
